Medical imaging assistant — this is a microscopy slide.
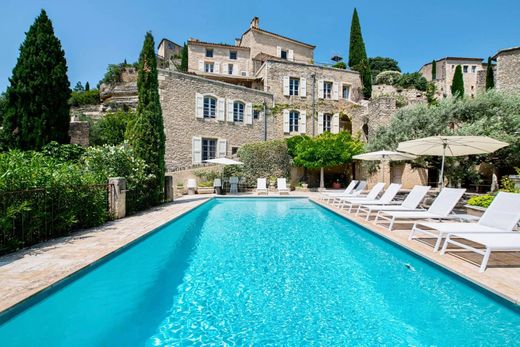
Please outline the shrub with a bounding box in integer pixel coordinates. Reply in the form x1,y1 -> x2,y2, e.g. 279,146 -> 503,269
237,140 -> 291,186
467,194 -> 494,208
41,141 -> 85,163
69,89 -> 100,106
375,70 -> 401,85
395,72 -> 428,91
90,111 -> 135,146
332,62 -> 346,69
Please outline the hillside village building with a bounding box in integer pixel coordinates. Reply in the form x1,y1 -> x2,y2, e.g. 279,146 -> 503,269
419,57 -> 488,98
157,17 -> 364,170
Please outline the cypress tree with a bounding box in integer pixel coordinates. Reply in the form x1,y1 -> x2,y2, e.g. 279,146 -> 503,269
85,81 -> 90,91
431,60 -> 437,80
450,65 -> 464,98
180,43 -> 188,72
348,8 -> 371,98
2,9 -> 71,149
485,57 -> 494,90
126,32 -> 166,205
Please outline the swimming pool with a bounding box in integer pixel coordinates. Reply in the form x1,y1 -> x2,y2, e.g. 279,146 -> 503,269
0,198 -> 518,346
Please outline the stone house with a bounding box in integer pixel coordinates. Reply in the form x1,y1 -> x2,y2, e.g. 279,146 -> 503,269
157,39 -> 182,68
419,57 -> 488,98
159,17 -> 365,170
492,46 -> 520,93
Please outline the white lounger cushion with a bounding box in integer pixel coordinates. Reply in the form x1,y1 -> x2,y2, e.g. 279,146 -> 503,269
417,222 -> 502,233
446,232 -> 520,251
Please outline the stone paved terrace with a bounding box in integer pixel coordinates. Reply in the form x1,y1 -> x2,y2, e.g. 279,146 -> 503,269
0,192 -> 519,315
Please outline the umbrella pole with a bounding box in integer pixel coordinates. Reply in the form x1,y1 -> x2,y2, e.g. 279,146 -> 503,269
439,144 -> 446,189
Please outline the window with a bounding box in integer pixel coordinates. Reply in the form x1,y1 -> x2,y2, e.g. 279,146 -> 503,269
229,51 -> 237,60
323,81 -> 333,99
228,64 -> 234,75
289,78 -> 300,96
202,138 -> 217,161
452,65 -> 455,70
289,111 -> 299,132
281,50 -> 288,60
463,65 -> 468,73
253,110 -> 260,119
471,66 -> 476,73
203,96 -> 216,118
205,48 -> 213,58
323,114 -> 332,132
342,85 -> 350,100
231,146 -> 239,155
233,101 -> 244,122
204,62 -> 214,73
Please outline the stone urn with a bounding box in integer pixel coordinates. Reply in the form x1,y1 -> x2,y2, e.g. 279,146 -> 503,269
332,181 -> 342,189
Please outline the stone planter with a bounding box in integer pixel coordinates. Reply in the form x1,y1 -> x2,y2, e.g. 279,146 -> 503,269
295,186 -> 309,192
465,204 -> 486,217
508,175 -> 520,189
197,187 -> 214,194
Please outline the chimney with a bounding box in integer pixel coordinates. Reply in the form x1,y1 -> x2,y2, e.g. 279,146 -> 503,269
250,17 -> 259,29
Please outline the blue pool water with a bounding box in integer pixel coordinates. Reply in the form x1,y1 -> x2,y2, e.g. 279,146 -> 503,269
0,198 -> 519,346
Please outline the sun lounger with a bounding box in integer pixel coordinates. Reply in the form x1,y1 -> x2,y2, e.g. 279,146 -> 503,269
374,188 -> 466,231
333,182 -> 384,207
277,178 -> 290,195
320,180 -> 358,201
339,183 -> 401,213
441,232 -> 520,272
411,192 -> 520,252
256,178 -> 268,195
325,181 -> 368,203
356,185 -> 431,220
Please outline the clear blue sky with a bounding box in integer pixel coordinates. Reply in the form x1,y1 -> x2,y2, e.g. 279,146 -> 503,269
1,0 -> 519,91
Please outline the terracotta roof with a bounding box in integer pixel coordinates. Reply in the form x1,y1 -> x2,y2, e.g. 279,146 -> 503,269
492,46 -> 520,60
242,27 -> 315,49
187,40 -> 250,50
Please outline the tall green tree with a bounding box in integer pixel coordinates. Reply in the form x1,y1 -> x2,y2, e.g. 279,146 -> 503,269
431,60 -> 437,80
85,81 -> 90,91
485,57 -> 495,90
180,43 -> 188,72
348,8 -> 371,99
450,65 -> 464,98
2,10 -> 71,150
126,32 -> 166,205
73,81 -> 84,92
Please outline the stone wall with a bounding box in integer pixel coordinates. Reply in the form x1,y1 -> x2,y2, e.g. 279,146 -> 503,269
495,48 -> 520,93
261,60 -> 363,136
68,121 -> 89,147
158,70 -> 276,170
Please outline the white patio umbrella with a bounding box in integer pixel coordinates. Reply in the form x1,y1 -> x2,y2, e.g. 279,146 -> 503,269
353,150 -> 417,185
204,157 -> 244,194
397,136 -> 509,188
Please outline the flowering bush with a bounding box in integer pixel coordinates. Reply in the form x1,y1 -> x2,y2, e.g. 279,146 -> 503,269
375,70 -> 401,85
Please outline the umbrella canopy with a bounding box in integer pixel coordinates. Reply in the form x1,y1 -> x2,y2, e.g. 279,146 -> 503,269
204,158 -> 243,165
353,150 -> 417,185
397,136 -> 508,157
397,136 -> 509,188
353,150 -> 417,161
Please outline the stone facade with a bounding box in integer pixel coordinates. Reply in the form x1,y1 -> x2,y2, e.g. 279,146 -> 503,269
157,38 -> 182,68
493,47 -> 520,93
158,70 -> 275,170
419,57 -> 487,98
259,60 -> 363,137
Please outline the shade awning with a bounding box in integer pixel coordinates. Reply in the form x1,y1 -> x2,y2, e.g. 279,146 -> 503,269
204,158 -> 244,165
353,150 -> 417,161
397,136 -> 509,157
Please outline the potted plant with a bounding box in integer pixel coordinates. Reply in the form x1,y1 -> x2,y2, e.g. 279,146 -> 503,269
268,176 -> 277,191
197,181 -> 215,194
465,194 -> 493,217
332,179 -> 342,189
176,183 -> 185,195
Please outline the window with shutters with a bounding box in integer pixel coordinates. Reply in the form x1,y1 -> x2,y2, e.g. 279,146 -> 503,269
323,114 -> 332,132
229,51 -> 237,60
280,49 -> 288,60
289,78 -> 299,96
289,111 -> 299,132
233,101 -> 245,122
204,62 -> 214,73
228,64 -> 234,75
205,48 -> 213,57
202,138 -> 217,161
203,96 -> 217,118
342,85 -> 350,100
253,110 -> 260,119
323,81 -> 333,99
